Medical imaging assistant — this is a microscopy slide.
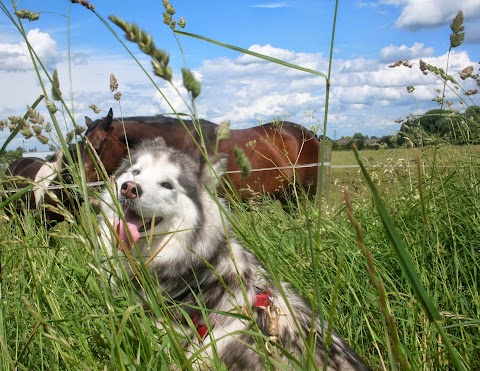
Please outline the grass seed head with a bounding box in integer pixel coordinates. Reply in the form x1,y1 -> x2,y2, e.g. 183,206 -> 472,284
217,121 -> 230,141
460,66 -> 474,80
233,146 -> 251,178
109,74 -> 118,92
182,68 -> 201,100
109,16 -> 172,82
70,0 -> 95,11
20,128 -> 33,139
388,61 -> 403,68
450,11 -> 465,49
163,12 -> 172,26
37,134 -> 49,145
32,125 -> 42,135
51,68 -> 62,101
15,9 -> 40,21
178,17 -> 186,28
46,100 -> 57,114
89,104 -> 101,114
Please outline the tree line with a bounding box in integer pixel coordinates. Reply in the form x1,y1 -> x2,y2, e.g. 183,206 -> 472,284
333,106 -> 480,150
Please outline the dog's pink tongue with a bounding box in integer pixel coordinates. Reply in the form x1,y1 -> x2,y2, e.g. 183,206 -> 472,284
114,220 -> 140,250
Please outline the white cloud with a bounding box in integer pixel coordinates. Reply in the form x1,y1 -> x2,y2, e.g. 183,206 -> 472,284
379,42 -> 434,62
0,29 -> 60,71
394,0 -> 480,31
237,44 -> 297,65
1,40 -> 479,150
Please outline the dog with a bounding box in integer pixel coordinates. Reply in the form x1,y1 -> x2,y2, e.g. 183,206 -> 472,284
99,138 -> 369,370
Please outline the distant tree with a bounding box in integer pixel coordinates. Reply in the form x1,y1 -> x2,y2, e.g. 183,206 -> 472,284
378,135 -> 396,148
465,105 -> 480,120
453,106 -> 480,144
409,109 -> 455,137
397,109 -> 465,146
1,148 -> 23,164
352,132 -> 368,140
331,141 -> 342,150
349,132 -> 366,149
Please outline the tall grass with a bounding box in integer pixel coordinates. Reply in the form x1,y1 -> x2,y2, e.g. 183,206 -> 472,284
2,146 -> 479,369
0,1 -> 479,370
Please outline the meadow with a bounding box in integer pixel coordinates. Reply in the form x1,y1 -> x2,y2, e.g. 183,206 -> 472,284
1,144 -> 479,370
1,2 -> 479,370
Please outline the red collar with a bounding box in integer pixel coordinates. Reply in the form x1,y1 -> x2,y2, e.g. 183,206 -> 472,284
192,291 -> 272,341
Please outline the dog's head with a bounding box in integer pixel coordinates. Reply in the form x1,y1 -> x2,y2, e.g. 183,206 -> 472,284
110,137 -> 227,247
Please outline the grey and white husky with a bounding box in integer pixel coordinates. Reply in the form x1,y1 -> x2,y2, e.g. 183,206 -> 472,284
99,138 -> 369,370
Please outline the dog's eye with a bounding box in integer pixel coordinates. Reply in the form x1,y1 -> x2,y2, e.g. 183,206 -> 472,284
160,181 -> 173,190
132,169 -> 140,176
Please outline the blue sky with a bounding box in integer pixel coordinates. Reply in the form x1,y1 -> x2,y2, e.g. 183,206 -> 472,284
1,0 -> 479,150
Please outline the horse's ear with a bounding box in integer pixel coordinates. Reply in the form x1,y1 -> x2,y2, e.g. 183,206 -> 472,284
99,108 -> 113,130
85,116 -> 93,127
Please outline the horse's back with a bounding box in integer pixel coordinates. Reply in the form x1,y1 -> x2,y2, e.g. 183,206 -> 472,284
4,157 -> 45,212
7,157 -> 45,180
270,121 -> 321,193
218,121 -> 321,198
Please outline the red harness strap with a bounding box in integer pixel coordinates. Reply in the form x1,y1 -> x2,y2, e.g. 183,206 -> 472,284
254,291 -> 272,309
195,323 -> 209,340
192,291 -> 272,341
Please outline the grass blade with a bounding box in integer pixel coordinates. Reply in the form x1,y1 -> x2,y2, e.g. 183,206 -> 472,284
174,30 -> 327,79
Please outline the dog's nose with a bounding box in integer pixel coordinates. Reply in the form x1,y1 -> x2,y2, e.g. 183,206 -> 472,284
121,181 -> 143,199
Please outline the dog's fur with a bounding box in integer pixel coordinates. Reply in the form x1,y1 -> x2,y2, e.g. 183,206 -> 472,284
99,138 -> 369,370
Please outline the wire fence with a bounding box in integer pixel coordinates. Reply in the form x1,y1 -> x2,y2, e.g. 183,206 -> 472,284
0,162 -> 333,193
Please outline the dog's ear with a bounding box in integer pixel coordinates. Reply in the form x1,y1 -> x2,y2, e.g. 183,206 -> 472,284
200,153 -> 227,189
153,136 -> 167,147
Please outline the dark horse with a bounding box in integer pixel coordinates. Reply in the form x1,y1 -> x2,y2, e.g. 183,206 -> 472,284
4,150 -> 81,223
81,109 -> 321,200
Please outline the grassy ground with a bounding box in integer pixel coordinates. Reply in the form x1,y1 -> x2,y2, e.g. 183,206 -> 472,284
1,145 -> 479,370
328,144 -> 480,203
331,147 -> 421,166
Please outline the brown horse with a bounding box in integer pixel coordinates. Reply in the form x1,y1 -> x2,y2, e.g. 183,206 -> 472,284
81,109 -> 321,200
216,121 -> 321,199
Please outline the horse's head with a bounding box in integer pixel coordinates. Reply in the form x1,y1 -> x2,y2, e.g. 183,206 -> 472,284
82,108 -> 127,182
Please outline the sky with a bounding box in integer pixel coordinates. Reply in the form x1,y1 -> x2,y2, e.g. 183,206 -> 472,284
1,0 -> 479,151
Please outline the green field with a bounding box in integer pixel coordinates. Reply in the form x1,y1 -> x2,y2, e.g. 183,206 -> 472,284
331,145 -> 480,166
328,145 -> 480,203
